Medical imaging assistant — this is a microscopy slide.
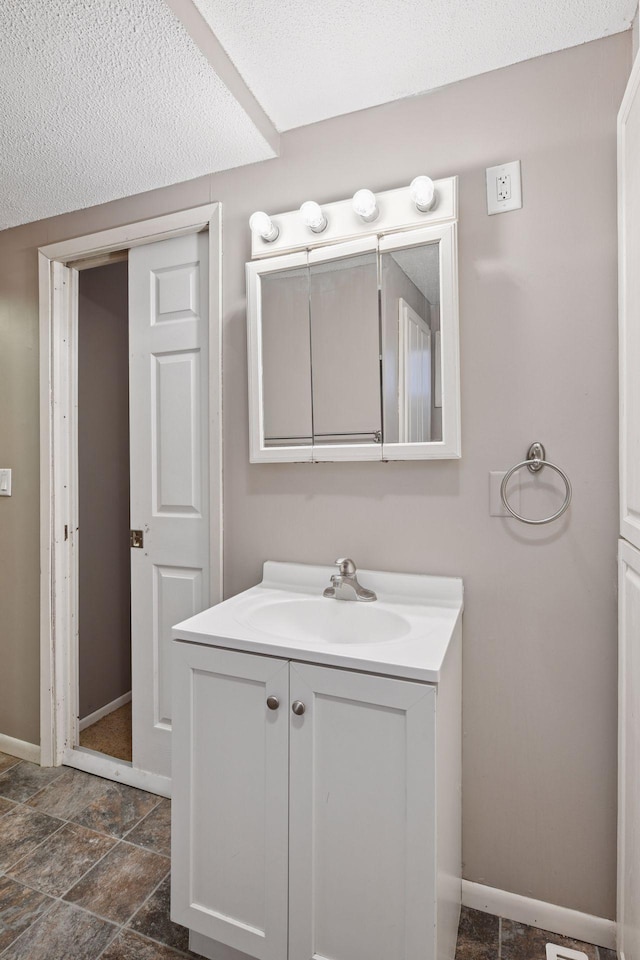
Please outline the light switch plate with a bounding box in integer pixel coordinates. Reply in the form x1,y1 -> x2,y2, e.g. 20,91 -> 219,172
0,469 -> 12,497
490,470 -> 519,517
486,160 -> 522,215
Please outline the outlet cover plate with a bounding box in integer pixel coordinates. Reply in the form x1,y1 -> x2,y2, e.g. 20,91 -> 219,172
0,469 -> 11,497
486,160 -> 522,215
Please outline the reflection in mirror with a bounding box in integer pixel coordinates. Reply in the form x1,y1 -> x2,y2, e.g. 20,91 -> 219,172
261,264 -> 312,446
381,242 -> 442,444
309,251 -> 381,445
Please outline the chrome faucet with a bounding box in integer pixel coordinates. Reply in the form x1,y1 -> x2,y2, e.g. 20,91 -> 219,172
323,558 -> 377,602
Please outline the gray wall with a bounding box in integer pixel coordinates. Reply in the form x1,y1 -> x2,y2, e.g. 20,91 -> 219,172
0,33 -> 628,919
77,262 -> 131,719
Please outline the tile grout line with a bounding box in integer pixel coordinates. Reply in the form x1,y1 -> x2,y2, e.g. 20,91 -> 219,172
92,867 -> 194,960
0,884 -> 61,959
0,779 -> 165,859
23,767 -> 163,825
0,803 -> 162,879
0,852 -> 173,959
1,830 -> 170,904
0,781 -> 171,956
0,816 -> 68,875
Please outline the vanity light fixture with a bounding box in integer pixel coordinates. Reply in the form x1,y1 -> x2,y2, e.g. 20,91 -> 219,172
409,176 -> 436,212
352,188 -> 379,223
249,210 -> 279,242
299,200 -> 328,233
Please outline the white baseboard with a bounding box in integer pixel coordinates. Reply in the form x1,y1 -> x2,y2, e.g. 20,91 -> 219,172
0,733 -> 41,765
462,881 -> 616,951
79,691 -> 131,732
62,746 -> 170,798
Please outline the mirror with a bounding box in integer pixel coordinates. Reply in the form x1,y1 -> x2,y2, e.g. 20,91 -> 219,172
247,223 -> 459,462
260,261 -> 312,447
381,241 -> 442,445
309,248 -> 380,446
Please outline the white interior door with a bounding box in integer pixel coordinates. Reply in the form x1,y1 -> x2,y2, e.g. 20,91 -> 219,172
129,231 -> 209,779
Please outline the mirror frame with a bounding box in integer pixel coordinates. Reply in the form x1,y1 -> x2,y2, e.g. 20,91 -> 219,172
246,177 -> 460,463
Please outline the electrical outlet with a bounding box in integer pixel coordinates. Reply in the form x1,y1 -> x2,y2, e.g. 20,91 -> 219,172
486,160 -> 522,215
497,174 -> 511,201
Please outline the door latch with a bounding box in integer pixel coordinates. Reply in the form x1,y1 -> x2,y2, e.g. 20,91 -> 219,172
130,529 -> 144,549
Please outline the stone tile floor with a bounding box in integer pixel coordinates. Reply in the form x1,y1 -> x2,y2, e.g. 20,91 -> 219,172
0,751 -> 618,960
455,906 -> 616,960
0,752 -> 199,959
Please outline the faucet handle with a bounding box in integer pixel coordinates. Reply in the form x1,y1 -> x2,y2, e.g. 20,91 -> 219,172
335,558 -> 357,576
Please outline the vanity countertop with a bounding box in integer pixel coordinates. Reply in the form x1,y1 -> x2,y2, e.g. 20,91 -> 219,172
172,561 -> 463,684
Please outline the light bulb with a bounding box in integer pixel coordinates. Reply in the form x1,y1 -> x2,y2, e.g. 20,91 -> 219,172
249,211 -> 279,242
409,176 -> 436,212
352,189 -> 379,223
299,200 -> 327,233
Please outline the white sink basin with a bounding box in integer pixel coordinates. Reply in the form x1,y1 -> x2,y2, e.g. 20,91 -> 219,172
173,561 -> 463,683
242,596 -> 411,645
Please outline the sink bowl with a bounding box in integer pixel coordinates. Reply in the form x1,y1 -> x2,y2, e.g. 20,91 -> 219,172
242,597 -> 411,645
173,561 -> 463,683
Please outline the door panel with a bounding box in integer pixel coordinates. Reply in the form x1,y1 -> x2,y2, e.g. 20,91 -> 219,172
153,351 -> 203,514
171,643 -> 289,960
129,231 -> 209,779
288,662 -> 436,960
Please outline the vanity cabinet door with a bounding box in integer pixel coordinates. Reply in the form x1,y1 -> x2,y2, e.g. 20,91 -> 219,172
288,663 -> 437,960
171,642 -> 290,960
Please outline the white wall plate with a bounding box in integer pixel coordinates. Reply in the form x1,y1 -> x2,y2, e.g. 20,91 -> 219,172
486,160 -> 522,215
0,469 -> 12,496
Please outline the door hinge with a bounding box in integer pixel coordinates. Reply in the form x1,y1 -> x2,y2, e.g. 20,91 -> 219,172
130,529 -> 144,549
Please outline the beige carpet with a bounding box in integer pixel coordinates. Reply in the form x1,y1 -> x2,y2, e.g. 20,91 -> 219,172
80,702 -> 132,762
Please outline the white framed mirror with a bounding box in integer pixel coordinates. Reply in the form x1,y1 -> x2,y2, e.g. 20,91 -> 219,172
246,178 -> 460,463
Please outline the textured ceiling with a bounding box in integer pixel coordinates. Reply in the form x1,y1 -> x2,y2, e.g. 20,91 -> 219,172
2,0 -> 635,231
0,0 -> 275,231
193,0 -> 636,130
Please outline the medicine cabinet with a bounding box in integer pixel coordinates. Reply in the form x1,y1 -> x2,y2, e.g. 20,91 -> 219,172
246,177 -> 460,462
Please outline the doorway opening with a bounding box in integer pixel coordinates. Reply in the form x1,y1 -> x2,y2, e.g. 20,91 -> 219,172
38,204 -> 223,797
77,258 -> 132,763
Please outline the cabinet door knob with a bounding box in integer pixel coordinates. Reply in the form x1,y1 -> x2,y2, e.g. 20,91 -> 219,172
266,696 -> 280,711
291,700 -> 306,716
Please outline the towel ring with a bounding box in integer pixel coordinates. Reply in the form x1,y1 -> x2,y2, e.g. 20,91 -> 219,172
500,442 -> 572,525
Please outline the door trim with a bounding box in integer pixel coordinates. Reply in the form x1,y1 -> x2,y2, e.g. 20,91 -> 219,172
618,46 -> 640,960
619,47 -> 640,550
38,203 -> 223,774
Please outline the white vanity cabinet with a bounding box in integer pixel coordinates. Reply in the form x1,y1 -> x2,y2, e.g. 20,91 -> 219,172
171,561 -> 462,960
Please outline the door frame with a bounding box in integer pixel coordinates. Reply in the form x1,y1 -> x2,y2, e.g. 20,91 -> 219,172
618,43 -> 640,960
38,203 -> 223,793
